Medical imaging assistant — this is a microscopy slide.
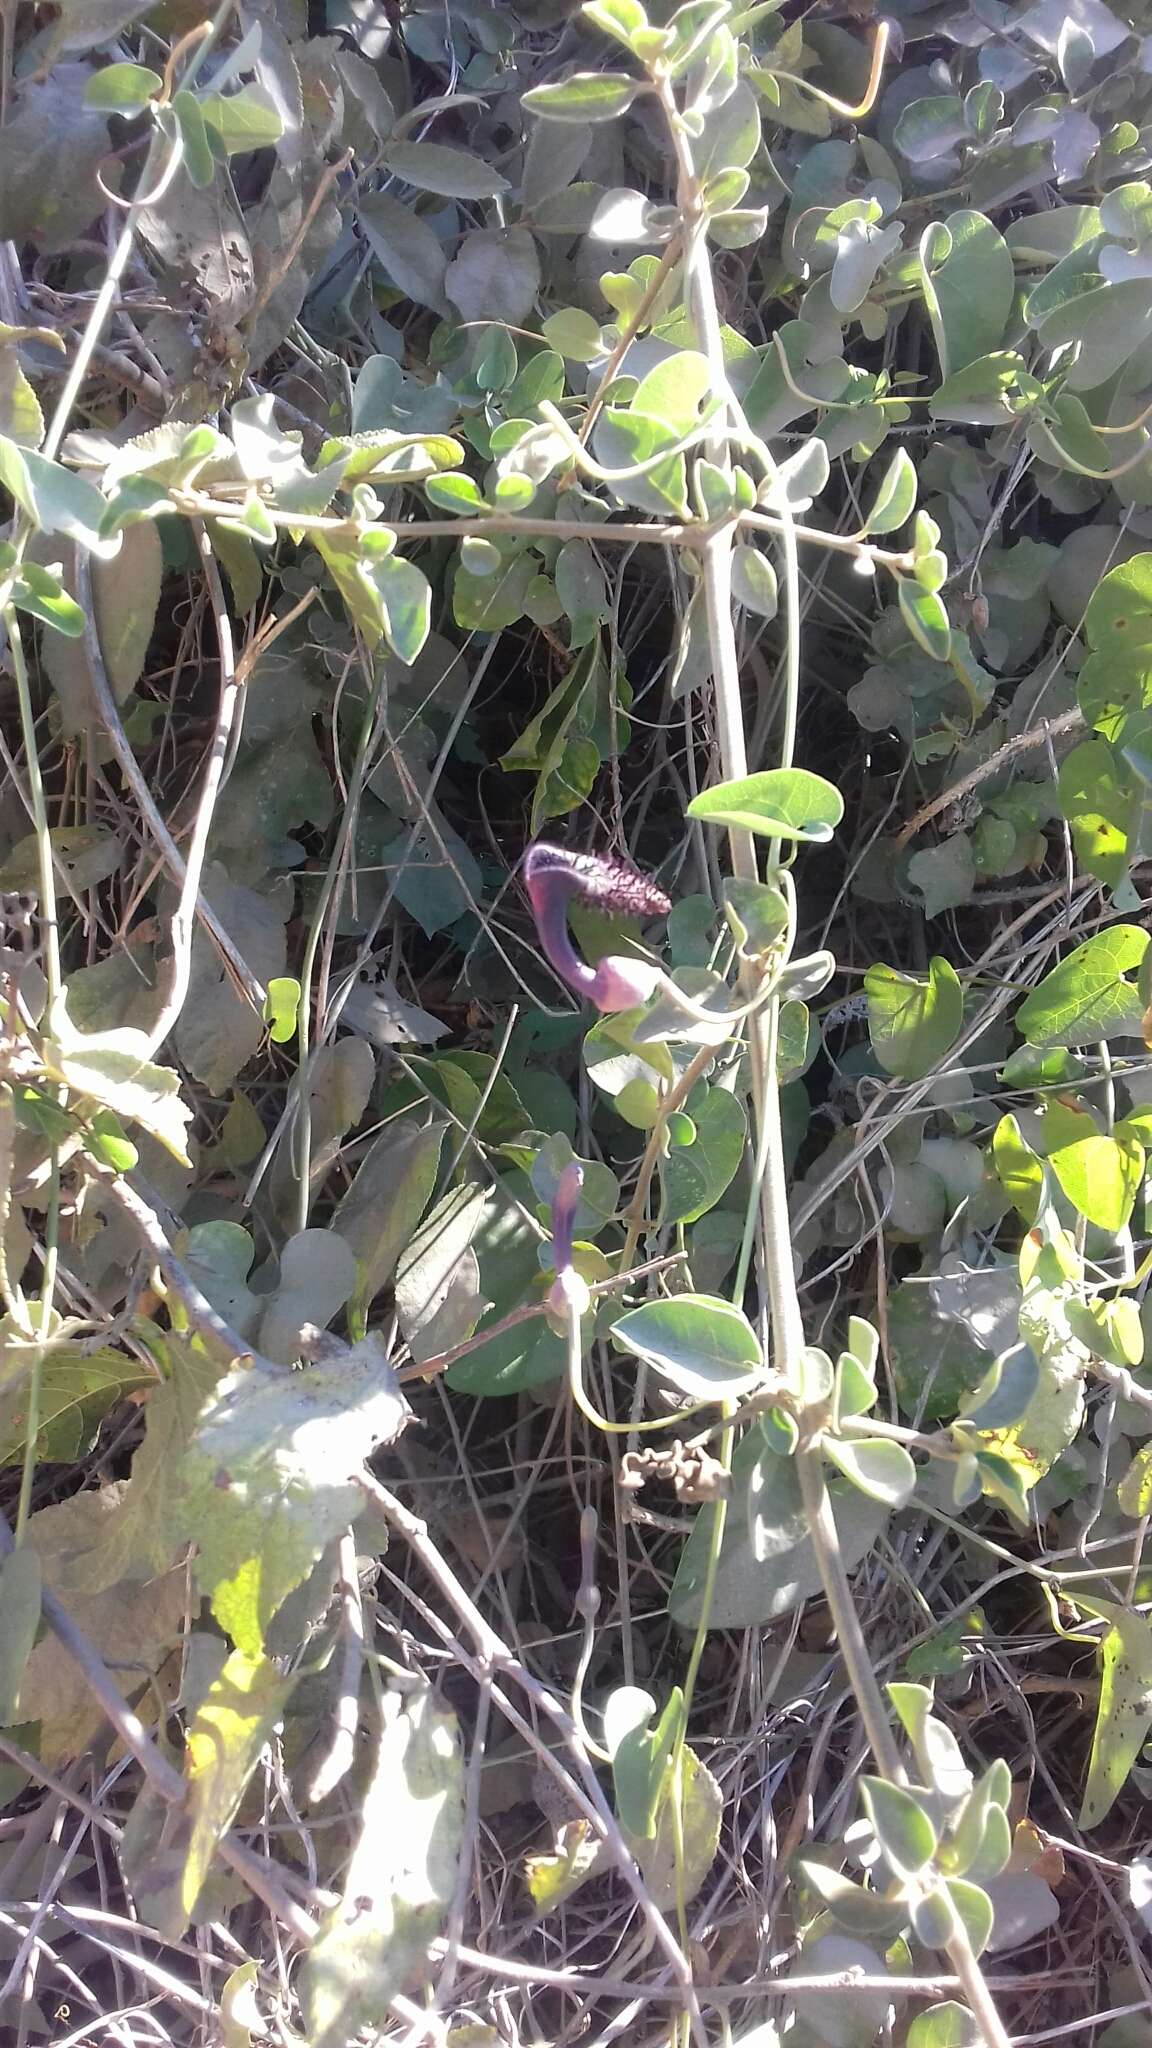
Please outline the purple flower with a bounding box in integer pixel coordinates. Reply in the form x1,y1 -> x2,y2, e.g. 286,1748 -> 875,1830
523,842 -> 670,1013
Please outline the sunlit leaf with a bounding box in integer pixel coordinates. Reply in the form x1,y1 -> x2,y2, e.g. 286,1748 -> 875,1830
823,1435 -> 916,1508
179,1337 -> 408,1656
1017,925 -> 1150,1046
731,543 -> 779,617
898,577 -> 952,661
199,88 -> 283,150
603,1684 -> 681,1839
0,435 -> 119,555
263,977 -> 299,1045
523,72 -> 640,121
171,1648 -> 294,1935
301,1689 -> 462,2048
611,1293 -> 762,1399
631,1742 -> 721,1908
919,210 -> 1014,378
1044,1114 -> 1143,1231
1079,1598 -> 1152,1828
865,957 -> 963,1080
862,448 -> 917,535
688,768 -> 844,842
78,47 -> 160,90
43,989 -> 193,1165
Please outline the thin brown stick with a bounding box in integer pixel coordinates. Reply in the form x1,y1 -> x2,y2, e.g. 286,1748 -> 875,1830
95,1169 -> 261,1365
306,1527 -> 365,1805
0,1505 -> 317,1943
245,149 -> 354,330
894,705 -> 1083,849
430,1942 -> 1059,2001
354,1469 -> 696,1993
396,1252 -> 684,1383
77,552 -> 265,1012
138,526 -> 247,1057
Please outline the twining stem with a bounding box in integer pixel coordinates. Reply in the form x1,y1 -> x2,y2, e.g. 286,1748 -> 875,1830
4,610 -> 60,1545
77,554 -> 265,1008
654,54 -> 1012,2048
169,489 -> 913,568
620,1041 -> 717,1270
138,528 -> 243,1060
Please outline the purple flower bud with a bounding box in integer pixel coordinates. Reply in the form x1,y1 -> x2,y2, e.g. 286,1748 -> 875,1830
550,1158 -> 584,1276
545,1158 -> 592,1322
523,842 -> 670,1013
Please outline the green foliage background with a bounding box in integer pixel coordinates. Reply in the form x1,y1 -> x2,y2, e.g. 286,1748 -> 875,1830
2,0 -> 1152,2039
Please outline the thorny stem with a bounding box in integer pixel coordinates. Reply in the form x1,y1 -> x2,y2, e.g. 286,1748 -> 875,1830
654,54 -> 1012,2048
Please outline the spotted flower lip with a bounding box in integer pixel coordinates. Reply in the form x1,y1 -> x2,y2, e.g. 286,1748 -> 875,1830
524,843 -> 672,920
523,841 -> 670,1013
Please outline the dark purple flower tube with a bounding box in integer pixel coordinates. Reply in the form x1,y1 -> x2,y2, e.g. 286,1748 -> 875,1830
523,842 -> 671,1013
550,1158 -> 583,1275
547,1158 -> 589,1320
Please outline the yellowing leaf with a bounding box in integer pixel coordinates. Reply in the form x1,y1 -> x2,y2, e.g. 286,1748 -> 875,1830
220,1959 -> 262,2048
16,1487 -> 186,1762
992,1113 -> 1043,1223
68,1331 -> 223,1594
1078,1598 -> 1152,1828
1119,1443 -> 1152,1518
0,1335 -> 150,1465
525,1818 -> 604,1911
958,1276 -> 1087,1507
629,1744 -> 722,1909
1042,1105 -> 1143,1231
0,342 -> 43,448
179,1337 -> 408,1657
176,1648 -> 294,1933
